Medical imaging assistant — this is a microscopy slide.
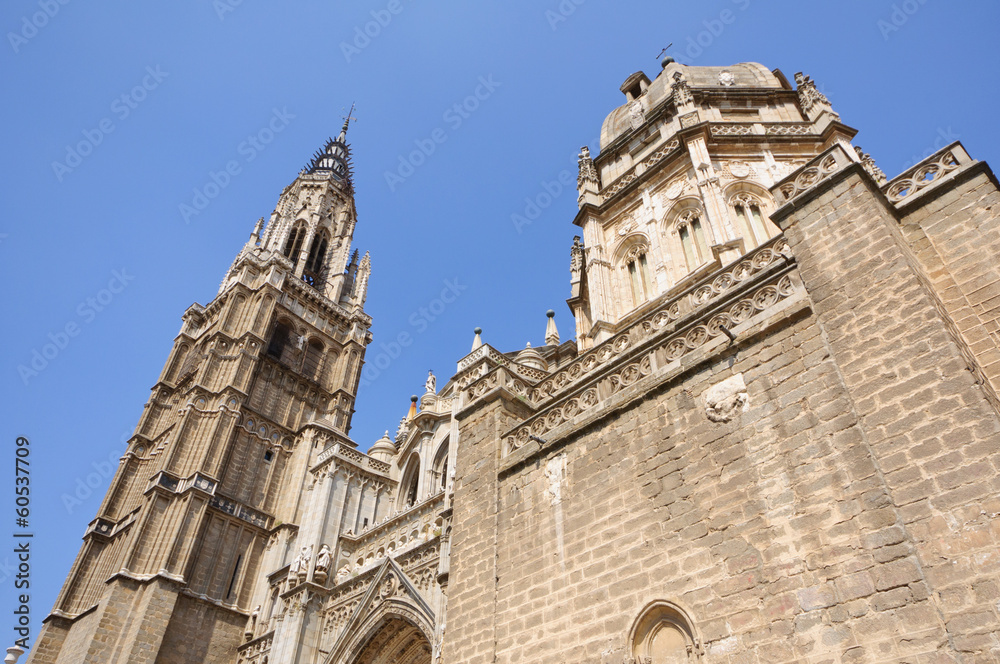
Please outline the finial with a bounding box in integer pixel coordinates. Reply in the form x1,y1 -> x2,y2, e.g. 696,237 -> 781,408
341,102 -> 357,134
407,395 -> 418,421
471,327 -> 483,351
545,310 -> 560,346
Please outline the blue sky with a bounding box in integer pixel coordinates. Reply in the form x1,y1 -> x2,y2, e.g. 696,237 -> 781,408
2,0 -> 999,650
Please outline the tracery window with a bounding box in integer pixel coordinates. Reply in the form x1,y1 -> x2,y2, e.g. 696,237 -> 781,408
302,338 -> 324,380
266,322 -> 297,367
623,245 -> 654,307
730,193 -> 770,246
676,210 -> 708,272
302,232 -> 328,286
283,224 -> 305,266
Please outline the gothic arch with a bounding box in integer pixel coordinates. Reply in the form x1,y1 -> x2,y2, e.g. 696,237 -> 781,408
721,181 -> 779,247
324,559 -> 436,664
663,197 -> 722,278
627,600 -> 701,662
398,453 -> 421,509
283,221 -> 308,265
430,436 -> 450,493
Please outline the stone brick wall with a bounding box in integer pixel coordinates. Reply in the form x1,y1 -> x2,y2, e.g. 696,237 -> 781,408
898,166 -> 1000,402
774,162 -> 1000,660
441,157 -> 1000,663
153,595 -> 245,664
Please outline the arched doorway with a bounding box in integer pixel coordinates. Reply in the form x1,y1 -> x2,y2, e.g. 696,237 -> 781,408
349,616 -> 431,664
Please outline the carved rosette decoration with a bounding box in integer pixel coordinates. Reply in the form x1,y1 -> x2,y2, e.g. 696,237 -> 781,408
885,150 -> 961,203
778,153 -> 841,202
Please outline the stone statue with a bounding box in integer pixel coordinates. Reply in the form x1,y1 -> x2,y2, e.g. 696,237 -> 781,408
244,605 -> 260,641
315,544 -> 332,578
425,370 -> 436,394
336,565 -> 350,584
290,545 -> 311,579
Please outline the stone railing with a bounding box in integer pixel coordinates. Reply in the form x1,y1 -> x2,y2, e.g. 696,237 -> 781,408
881,142 -> 971,205
519,235 -> 790,408
337,492 -> 446,579
236,631 -> 273,664
502,265 -> 799,458
774,143 -> 855,204
316,442 -> 391,476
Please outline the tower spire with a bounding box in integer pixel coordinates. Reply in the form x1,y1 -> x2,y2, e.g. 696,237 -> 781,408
305,105 -> 356,188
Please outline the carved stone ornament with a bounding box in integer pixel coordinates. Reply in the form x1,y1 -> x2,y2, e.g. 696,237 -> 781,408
728,161 -> 751,179
663,177 -> 689,201
719,70 -> 735,86
704,374 -> 750,422
628,100 -> 645,131
617,214 -> 637,237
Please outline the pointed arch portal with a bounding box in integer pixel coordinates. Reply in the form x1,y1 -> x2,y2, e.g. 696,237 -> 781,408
347,616 -> 431,664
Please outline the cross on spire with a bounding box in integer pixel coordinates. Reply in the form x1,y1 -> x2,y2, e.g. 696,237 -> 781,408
341,102 -> 357,133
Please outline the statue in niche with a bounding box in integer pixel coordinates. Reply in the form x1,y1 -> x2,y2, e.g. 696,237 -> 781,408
314,543 -> 332,581
289,545 -> 312,580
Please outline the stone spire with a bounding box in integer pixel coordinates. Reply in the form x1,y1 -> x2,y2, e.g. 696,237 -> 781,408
545,310 -> 560,346
471,327 -> 483,351
305,107 -> 355,190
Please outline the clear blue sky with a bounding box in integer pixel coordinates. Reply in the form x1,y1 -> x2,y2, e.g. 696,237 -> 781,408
2,0 -> 998,650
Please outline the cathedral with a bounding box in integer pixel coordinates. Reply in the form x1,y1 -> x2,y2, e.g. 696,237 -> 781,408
25,58 -> 1000,663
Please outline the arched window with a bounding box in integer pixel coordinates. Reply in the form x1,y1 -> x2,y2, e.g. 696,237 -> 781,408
267,322 -> 297,366
302,232 -> 329,287
398,454 -> 421,509
432,437 -> 450,492
677,210 -> 708,272
730,193 -> 770,246
283,225 -> 305,266
622,245 -> 654,307
629,601 -> 700,663
302,339 -> 324,380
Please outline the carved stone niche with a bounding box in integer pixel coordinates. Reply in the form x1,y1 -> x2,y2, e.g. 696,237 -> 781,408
628,601 -> 701,663
703,373 -> 749,423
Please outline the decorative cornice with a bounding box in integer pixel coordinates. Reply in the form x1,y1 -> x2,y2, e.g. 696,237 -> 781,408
501,263 -> 800,459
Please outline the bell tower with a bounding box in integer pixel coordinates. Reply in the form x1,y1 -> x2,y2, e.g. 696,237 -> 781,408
28,120 -> 374,664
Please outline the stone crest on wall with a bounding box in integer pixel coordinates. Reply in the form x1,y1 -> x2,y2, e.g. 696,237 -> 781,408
703,374 -> 749,422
